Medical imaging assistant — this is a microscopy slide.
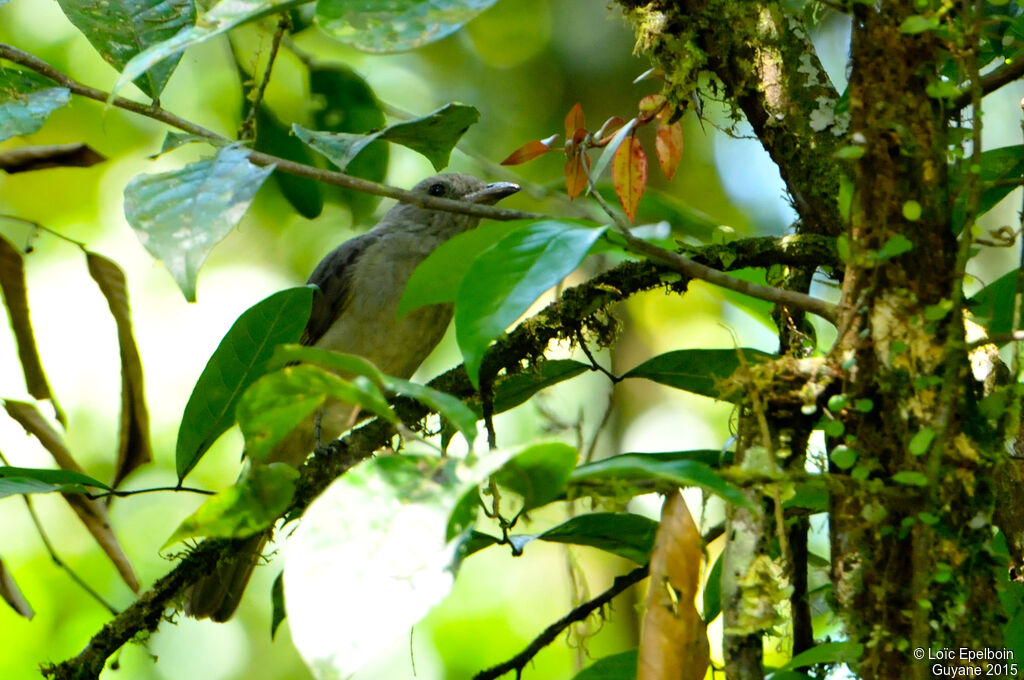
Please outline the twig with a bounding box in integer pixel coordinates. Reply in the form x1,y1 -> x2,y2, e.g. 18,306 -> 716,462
87,485 -> 215,500
238,15 -> 290,140
575,329 -> 620,383
472,565 -> 649,680
0,43 -> 540,223
0,43 -> 840,323
952,50 -> 1024,109
620,228 -> 839,323
0,450 -> 120,616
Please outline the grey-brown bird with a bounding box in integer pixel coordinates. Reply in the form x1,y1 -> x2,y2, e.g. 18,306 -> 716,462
186,173 -> 519,621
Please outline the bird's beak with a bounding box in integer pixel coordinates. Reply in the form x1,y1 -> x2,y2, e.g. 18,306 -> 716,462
465,181 -> 520,205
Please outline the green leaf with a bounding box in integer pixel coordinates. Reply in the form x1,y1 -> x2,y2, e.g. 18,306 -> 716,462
162,462 -> 299,548
492,359 -> 590,414
892,471 -> 929,487
492,442 -> 577,511
315,0 -> 501,53
969,268 -> 1019,336
0,67 -> 70,142
113,0 -> 309,97
702,552 -> 722,621
284,449 -> 512,679
254,106 -> 323,219
175,286 -> 314,481
780,641 -> 863,670
953,145 -> 1024,229
399,220 -> 532,316
455,219 -> 607,387
294,102 -> 479,172
873,234 -> 913,262
622,348 -> 776,402
572,649 -> 638,680
830,446 -> 857,470
56,0 -> 195,99
385,375 -> 477,445
309,65 -> 389,222
236,364 -> 398,462
539,513 -> 657,564
270,345 -> 478,445
124,145 -> 274,301
570,452 -> 752,509
900,14 -> 939,33
270,571 -> 286,639
909,427 -> 935,456
0,466 -> 110,498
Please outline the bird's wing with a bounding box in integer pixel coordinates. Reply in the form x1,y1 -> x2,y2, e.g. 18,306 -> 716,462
300,232 -> 378,346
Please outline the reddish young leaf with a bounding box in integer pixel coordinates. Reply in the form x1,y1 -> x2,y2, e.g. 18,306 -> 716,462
656,119 -> 684,180
564,102 -> 585,140
638,93 -> 667,121
501,139 -> 555,165
595,116 -> 627,145
565,151 -> 589,200
612,132 -> 647,221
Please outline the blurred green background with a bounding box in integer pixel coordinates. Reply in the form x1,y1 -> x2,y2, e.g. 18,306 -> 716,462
1,1 -> 1022,679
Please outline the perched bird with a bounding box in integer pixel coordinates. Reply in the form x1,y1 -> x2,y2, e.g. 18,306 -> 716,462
186,173 -> 520,621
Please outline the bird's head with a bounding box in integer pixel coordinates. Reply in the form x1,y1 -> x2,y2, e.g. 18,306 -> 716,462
385,173 -> 520,240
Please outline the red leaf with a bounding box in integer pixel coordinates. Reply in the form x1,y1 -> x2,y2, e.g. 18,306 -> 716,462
655,120 -> 684,180
565,151 -> 589,200
565,102 -> 585,140
612,132 -> 647,221
501,139 -> 555,165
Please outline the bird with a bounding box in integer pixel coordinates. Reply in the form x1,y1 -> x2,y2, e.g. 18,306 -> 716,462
185,173 -> 520,621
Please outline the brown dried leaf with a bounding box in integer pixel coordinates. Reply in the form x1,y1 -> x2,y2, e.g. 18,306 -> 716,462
0,234 -> 54,403
501,139 -> 555,166
656,120 -> 684,181
86,252 -> 152,489
0,143 -> 106,174
639,492 -> 710,680
564,102 -> 585,140
612,132 -> 648,222
0,556 -> 34,619
3,400 -> 140,592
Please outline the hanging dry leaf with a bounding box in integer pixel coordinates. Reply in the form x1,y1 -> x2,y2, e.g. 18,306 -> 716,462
0,235 -> 55,405
656,119 -> 684,180
501,139 -> 556,165
0,556 -> 34,619
612,132 -> 648,222
0,143 -> 105,174
86,252 -> 152,489
639,491 -> 710,680
3,400 -> 140,592
565,102 -> 586,140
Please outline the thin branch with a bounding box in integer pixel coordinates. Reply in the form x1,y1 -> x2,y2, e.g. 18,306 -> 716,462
620,229 -> 839,323
0,43 -> 541,223
238,14 -> 289,140
0,43 -> 839,323
953,52 -> 1024,109
472,565 -> 649,680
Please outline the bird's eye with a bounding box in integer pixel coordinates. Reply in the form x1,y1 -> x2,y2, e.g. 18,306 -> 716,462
428,182 -> 447,197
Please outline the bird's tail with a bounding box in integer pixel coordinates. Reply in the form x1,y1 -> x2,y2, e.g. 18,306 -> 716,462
185,532 -> 268,622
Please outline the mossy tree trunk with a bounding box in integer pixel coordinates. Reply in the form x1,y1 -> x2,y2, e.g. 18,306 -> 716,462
618,1 -> 1014,677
